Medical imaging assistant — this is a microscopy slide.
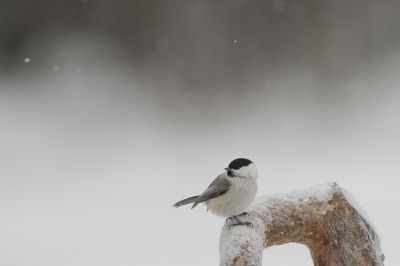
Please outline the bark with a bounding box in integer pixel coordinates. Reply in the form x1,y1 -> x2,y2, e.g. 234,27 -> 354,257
219,183 -> 384,266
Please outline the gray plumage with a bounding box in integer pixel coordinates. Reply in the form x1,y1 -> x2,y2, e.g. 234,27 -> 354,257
172,196 -> 199,207
172,173 -> 231,209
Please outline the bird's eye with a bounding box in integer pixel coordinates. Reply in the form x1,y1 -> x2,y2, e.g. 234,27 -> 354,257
227,170 -> 234,177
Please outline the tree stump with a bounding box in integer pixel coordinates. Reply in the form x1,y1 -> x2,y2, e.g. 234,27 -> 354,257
219,183 -> 384,266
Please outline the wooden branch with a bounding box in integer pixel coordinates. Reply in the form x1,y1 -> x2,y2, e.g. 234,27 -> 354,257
219,183 -> 384,266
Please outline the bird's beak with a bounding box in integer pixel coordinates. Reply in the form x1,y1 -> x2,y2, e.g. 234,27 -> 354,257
224,168 -> 230,171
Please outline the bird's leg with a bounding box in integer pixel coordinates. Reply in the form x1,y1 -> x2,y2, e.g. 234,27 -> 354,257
225,212 -> 250,223
228,216 -> 253,229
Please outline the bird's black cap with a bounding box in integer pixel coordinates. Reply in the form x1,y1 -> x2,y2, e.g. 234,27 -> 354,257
228,158 -> 253,170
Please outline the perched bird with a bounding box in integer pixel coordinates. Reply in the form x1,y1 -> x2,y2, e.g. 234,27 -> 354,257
172,158 -> 258,228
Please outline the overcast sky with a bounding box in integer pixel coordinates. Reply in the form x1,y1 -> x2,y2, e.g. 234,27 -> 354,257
1,0 -> 399,265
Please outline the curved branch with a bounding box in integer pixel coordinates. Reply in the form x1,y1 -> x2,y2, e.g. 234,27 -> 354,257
219,183 -> 384,266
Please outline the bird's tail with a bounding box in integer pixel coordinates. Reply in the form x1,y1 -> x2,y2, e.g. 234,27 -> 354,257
172,196 -> 199,208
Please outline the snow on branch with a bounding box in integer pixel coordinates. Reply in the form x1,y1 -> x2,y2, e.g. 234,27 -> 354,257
219,183 -> 384,266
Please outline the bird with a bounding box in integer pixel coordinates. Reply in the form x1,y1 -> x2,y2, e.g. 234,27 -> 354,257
172,158 -> 258,229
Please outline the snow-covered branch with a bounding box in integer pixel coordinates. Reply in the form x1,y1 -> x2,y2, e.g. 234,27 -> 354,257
220,183 -> 384,266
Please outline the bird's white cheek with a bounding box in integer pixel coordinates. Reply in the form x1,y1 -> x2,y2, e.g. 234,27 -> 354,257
235,163 -> 258,180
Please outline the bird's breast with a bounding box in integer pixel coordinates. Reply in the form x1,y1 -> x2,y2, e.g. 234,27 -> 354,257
205,178 -> 257,217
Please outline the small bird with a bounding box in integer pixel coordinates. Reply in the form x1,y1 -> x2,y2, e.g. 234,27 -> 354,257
172,158 -> 258,228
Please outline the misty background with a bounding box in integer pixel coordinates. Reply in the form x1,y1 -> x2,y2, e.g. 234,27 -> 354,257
1,0 -> 399,265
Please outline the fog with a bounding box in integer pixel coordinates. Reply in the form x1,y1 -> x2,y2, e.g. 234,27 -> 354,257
1,1 -> 399,265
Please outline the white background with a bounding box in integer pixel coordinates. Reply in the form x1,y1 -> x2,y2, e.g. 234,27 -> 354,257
1,1 -> 400,263
1,38 -> 398,265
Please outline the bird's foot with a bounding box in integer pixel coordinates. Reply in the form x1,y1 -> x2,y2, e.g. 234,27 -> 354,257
225,212 -> 249,223
227,215 -> 253,229
229,221 -> 253,230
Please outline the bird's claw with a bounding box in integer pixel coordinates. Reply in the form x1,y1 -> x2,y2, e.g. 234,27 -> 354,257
226,212 -> 250,223
229,221 -> 253,230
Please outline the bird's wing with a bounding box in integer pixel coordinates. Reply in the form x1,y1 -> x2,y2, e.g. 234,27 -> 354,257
191,174 -> 231,209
